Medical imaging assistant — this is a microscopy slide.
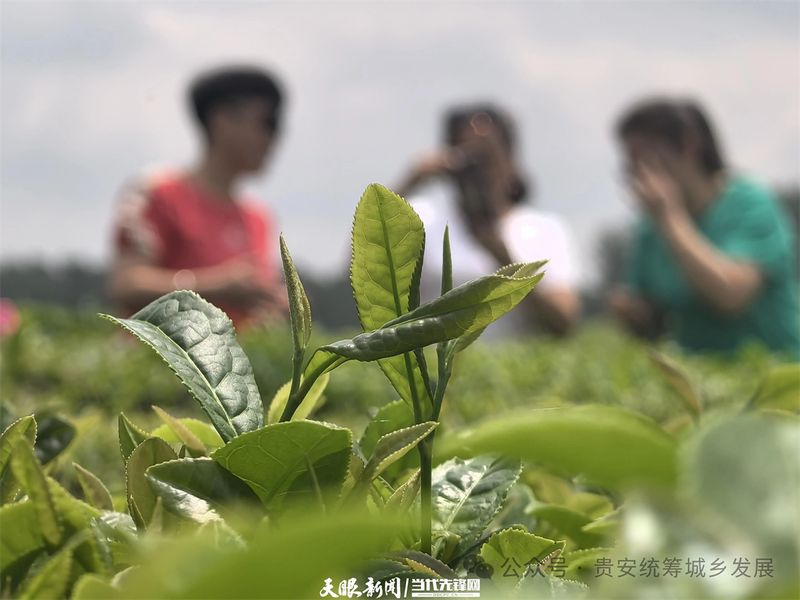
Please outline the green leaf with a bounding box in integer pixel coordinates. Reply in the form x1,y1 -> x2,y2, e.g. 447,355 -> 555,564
211,421 -> 352,511
152,406 -> 207,457
749,363 -> 800,412
479,527 -> 564,583
441,225 -> 453,296
11,441 -> 62,546
432,456 -> 522,560
267,373 -> 330,425
436,405 -> 678,490
687,414 -> 800,549
146,457 -> 259,522
17,548 -> 73,600
322,261 -> 545,362
350,183 -> 431,415
0,501 -> 46,577
0,415 -> 37,504
32,412 -> 76,465
109,509 -> 404,599
529,505 -> 605,549
126,438 -> 177,529
562,547 -> 613,581
280,235 -> 313,353
101,291 -> 263,442
118,413 -> 150,462
648,350 -> 702,418
73,463 -> 114,512
150,418 -> 224,450
361,422 -> 437,483
385,470 -> 421,512
359,400 -> 416,481
44,478 -> 104,576
72,574 -> 118,600
386,550 -> 457,578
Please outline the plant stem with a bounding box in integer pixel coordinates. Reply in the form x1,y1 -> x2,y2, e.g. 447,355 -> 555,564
419,437 -> 433,555
280,353 -> 338,422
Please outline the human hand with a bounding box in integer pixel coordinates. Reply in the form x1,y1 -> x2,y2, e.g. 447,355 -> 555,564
627,152 -> 686,221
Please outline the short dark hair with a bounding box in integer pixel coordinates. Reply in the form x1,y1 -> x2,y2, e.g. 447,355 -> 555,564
188,66 -> 284,134
616,97 -> 725,174
443,103 -> 530,204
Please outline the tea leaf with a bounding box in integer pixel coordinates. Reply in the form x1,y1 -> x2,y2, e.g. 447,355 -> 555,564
529,504 -> 605,549
359,400 -> 416,481
0,501 -> 46,577
152,406 -> 207,457
118,413 -> 149,462
0,415 -> 37,504
211,421 -> 351,511
432,456 -> 522,560
362,422 -> 437,483
267,373 -> 330,425
351,183 -> 431,414
111,509 -> 404,599
102,291 -> 263,442
31,413 -> 75,465
479,527 -> 564,584
280,235 -> 313,354
146,457 -> 258,523
648,350 -> 702,418
11,441 -> 62,546
322,262 -> 545,362
73,463 -> 114,512
150,418 -> 224,450
126,438 -> 177,530
72,574 -> 118,600
436,405 -> 678,490
749,363 -> 800,412
17,548 -> 72,600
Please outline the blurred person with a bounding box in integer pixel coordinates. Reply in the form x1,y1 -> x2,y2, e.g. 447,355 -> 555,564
109,66 -> 288,328
609,97 -> 800,359
397,104 -> 581,337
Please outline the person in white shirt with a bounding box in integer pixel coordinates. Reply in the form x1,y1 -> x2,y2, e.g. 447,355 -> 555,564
396,104 -> 581,338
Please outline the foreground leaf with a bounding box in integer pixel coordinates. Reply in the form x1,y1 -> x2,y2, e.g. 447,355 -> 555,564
11,441 -> 62,545
749,363 -> 800,412
146,457 -> 259,523
17,548 -> 73,600
436,405 -> 678,490
118,413 -> 149,462
102,291 -> 263,442
0,416 -> 37,503
432,456 -> 522,560
73,463 -> 114,511
126,438 -> 177,529
152,406 -> 207,457
648,350 -> 702,418
150,418 -> 223,450
211,421 -> 351,511
321,262 -> 545,363
112,509 -> 404,599
350,183 -> 431,415
280,236 -> 313,354
267,374 -> 330,425
361,422 -> 437,483
479,527 -> 564,583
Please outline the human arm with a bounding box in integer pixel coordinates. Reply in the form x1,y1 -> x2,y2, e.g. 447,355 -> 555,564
631,160 -> 762,316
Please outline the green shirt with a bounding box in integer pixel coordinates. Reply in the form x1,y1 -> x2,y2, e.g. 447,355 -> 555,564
627,176 -> 800,360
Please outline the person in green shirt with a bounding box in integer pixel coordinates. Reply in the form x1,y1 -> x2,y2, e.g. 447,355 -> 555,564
608,97 -> 800,360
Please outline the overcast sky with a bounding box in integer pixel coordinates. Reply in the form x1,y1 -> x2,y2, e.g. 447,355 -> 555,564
2,0 -> 798,281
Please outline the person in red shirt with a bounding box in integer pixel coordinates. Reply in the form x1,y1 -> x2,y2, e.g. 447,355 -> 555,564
110,66 -> 289,327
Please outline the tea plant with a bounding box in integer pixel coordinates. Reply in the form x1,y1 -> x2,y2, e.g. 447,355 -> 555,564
1,184 -> 798,599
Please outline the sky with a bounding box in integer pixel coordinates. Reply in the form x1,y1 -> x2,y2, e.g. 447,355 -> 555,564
1,0 -> 798,282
